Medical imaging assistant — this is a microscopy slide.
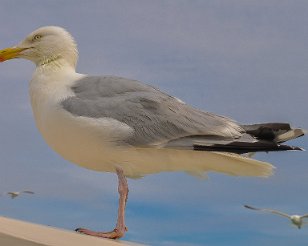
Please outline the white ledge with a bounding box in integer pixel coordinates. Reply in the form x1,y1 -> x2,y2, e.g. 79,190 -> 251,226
0,216 -> 143,246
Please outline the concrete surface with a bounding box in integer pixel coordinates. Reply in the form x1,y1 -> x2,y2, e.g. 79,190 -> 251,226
0,216 -> 143,246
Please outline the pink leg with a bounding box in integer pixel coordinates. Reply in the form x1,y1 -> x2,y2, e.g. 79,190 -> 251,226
76,167 -> 129,239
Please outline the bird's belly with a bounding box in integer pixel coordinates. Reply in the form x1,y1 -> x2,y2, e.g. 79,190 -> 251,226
33,104 -> 133,173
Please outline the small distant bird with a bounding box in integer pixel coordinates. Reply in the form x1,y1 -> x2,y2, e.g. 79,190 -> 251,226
6,191 -> 35,199
244,205 -> 308,229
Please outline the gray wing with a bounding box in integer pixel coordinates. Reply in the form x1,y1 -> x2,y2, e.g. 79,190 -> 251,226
22,191 -> 34,194
244,205 -> 291,218
61,76 -> 243,147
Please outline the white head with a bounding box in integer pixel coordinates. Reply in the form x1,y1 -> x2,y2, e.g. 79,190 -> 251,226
0,26 -> 78,69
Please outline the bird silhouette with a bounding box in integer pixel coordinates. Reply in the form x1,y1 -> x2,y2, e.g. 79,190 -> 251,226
244,205 -> 308,229
6,191 -> 35,199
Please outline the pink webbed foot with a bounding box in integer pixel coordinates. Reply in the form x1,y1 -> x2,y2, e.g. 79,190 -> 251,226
75,227 -> 128,239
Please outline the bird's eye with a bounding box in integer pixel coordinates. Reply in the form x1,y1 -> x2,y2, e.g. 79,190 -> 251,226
32,35 -> 42,41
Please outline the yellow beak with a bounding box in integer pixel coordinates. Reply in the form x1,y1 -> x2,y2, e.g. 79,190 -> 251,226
0,47 -> 27,62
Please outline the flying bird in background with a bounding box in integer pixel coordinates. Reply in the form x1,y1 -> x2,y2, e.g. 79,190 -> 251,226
244,205 -> 308,229
6,191 -> 35,199
0,26 -> 305,239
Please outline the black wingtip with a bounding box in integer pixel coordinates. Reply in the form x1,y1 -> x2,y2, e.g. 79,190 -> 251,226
296,147 -> 305,151
274,144 -> 305,151
244,205 -> 256,210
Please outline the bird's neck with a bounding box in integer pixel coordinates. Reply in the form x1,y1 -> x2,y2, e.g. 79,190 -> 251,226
32,62 -> 80,88
37,55 -> 76,71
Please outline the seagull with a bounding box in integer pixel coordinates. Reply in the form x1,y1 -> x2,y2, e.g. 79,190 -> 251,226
6,191 -> 35,199
244,205 -> 308,229
0,26 -> 305,239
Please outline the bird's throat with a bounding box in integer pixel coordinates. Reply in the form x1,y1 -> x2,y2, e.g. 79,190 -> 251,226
38,54 -> 63,67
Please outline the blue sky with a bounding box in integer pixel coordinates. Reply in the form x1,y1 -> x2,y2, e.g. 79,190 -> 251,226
0,1 -> 308,245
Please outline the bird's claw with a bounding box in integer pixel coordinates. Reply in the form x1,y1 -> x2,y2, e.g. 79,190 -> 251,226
75,227 -> 126,239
